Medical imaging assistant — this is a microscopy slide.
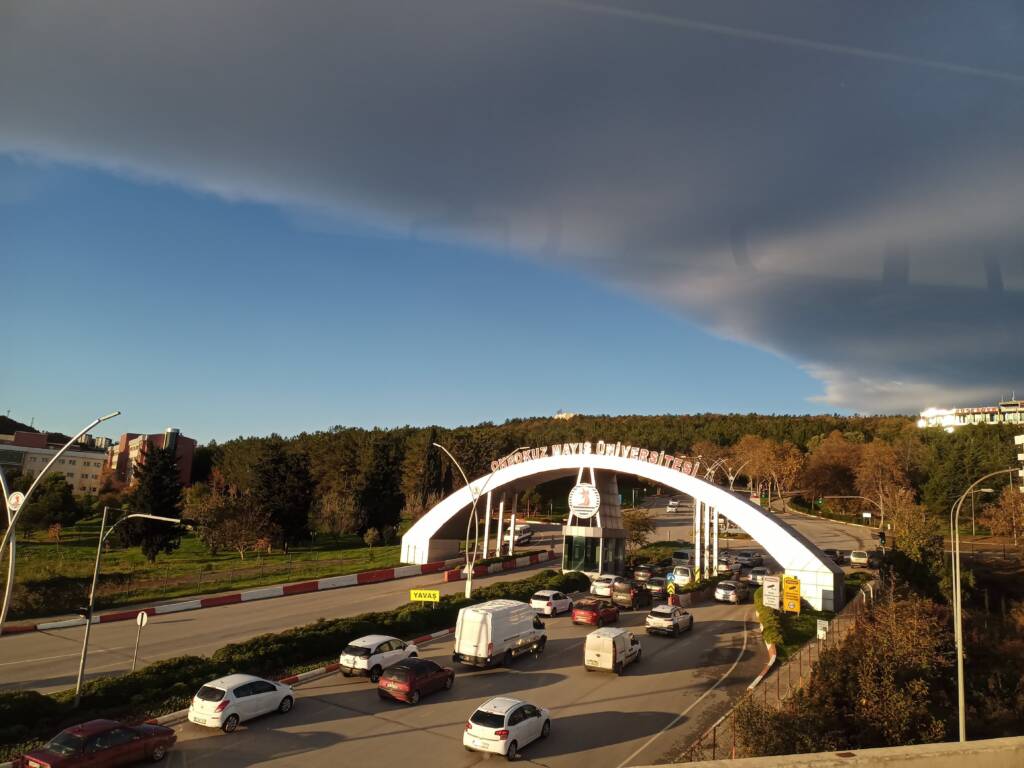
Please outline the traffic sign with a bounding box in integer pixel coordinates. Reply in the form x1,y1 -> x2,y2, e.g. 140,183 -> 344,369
666,582 -> 676,596
7,492 -> 25,512
784,596 -> 801,614
782,576 -> 801,613
410,589 -> 440,603
817,619 -> 828,640
136,611 -> 148,627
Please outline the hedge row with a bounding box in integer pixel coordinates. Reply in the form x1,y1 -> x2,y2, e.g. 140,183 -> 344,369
752,586 -> 783,646
0,568 -> 590,759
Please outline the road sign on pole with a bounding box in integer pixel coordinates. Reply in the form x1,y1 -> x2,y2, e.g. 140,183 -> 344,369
410,589 -> 440,603
131,611 -> 148,672
782,576 -> 801,614
7,492 -> 25,512
666,582 -> 676,596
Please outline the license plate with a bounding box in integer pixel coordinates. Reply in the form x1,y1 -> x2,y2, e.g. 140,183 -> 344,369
193,717 -> 206,725
471,738 -> 484,748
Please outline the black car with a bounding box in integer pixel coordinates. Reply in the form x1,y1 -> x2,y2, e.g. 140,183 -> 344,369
646,577 -> 669,601
823,548 -> 844,565
632,564 -> 657,582
611,579 -> 653,610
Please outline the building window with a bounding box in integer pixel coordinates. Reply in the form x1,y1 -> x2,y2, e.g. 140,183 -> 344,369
68,459 -> 76,465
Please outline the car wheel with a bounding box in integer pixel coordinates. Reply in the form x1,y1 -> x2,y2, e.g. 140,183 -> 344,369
222,714 -> 240,733
341,671 -> 352,677
615,662 -> 623,676
150,744 -> 167,762
504,650 -> 514,667
636,648 -> 642,662
409,651 -> 418,657
535,637 -> 546,653
597,618 -> 603,628
409,690 -> 421,705
445,674 -> 454,689
541,720 -> 551,739
506,740 -> 518,761
278,695 -> 293,714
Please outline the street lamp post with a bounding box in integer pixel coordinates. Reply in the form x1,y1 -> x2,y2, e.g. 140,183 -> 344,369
73,506 -> 181,706
0,411 -> 120,636
949,466 -> 1018,742
725,460 -> 750,492
432,444 -> 527,599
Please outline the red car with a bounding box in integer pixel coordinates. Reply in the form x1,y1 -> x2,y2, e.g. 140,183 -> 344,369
20,719 -> 176,767
572,598 -> 620,626
378,658 -> 454,704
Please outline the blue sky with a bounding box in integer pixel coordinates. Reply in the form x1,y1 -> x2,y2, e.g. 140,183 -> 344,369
3,2 -> 1021,440
1,157 -> 826,443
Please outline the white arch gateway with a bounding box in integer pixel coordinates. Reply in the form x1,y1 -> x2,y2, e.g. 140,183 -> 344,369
401,445 -> 844,611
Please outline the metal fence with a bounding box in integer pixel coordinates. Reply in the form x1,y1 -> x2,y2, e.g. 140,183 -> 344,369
678,584 -> 877,763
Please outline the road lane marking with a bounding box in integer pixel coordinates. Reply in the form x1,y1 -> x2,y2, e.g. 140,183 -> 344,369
614,608 -> 751,768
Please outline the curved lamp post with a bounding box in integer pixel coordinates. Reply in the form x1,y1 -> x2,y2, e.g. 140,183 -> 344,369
948,467 -> 1016,742
432,443 -> 527,599
0,411 -> 120,636
74,506 -> 182,706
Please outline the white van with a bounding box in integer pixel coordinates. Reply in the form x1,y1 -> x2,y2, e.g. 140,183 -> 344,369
670,565 -> 693,585
584,627 -> 642,675
504,523 -> 533,545
453,600 -> 546,667
671,549 -> 693,566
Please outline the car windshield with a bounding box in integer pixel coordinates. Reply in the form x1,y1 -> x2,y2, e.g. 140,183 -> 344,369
471,710 -> 506,729
196,685 -> 225,702
649,578 -> 665,586
531,593 -> 552,602
576,600 -> 599,610
651,606 -> 673,616
853,551 -> 867,558
342,644 -> 372,658
385,667 -> 411,682
719,583 -> 735,592
44,731 -> 85,757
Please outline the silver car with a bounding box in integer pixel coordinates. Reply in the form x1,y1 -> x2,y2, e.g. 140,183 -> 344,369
714,580 -> 749,603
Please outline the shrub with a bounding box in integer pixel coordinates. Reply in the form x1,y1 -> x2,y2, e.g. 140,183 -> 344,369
754,587 -> 783,647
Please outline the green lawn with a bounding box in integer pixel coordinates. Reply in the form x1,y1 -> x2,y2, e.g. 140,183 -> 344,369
3,516 -> 404,618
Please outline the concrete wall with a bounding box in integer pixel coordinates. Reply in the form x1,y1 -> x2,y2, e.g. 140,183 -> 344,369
632,736 -> 1024,768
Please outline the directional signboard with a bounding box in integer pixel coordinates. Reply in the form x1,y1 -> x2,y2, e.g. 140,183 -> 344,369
817,619 -> 828,640
762,576 -> 780,610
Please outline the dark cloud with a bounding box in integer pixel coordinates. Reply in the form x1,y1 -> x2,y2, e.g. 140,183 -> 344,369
2,0 -> 1022,411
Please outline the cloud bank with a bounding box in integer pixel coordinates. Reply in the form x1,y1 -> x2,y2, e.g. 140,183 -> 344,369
2,0 -> 1022,412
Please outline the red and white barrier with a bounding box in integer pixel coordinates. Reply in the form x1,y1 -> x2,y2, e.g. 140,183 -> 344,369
22,555 -> 471,634
443,549 -> 558,581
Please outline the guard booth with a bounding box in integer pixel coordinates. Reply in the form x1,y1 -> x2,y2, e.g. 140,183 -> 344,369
561,469 -> 626,577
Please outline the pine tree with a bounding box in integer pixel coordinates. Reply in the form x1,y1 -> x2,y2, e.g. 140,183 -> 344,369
122,446 -> 184,562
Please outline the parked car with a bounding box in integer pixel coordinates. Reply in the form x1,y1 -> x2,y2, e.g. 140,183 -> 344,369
671,549 -> 693,566
735,551 -> 763,567
572,598 -> 620,626
188,674 -> 294,733
20,719 -> 176,767
717,556 -> 741,575
714,580 -> 749,604
666,498 -> 681,509
645,605 -> 694,636
453,600 -> 546,667
529,589 -> 573,616
611,578 -> 653,610
590,575 -> 630,597
632,564 -> 657,582
584,627 -> 642,674
378,658 -> 454,705
747,566 -> 770,585
463,697 -> 551,760
646,576 -> 669,600
849,550 -> 870,568
340,634 -> 419,681
669,565 -> 694,586
822,548 -> 844,564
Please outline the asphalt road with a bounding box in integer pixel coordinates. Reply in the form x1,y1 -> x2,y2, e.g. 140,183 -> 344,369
0,553 -> 562,695
0,506 -> 870,695
160,598 -> 761,768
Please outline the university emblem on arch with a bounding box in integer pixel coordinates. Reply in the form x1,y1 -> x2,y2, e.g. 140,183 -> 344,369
568,482 -> 601,519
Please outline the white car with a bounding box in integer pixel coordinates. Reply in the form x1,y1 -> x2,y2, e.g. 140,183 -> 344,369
188,673 -> 293,733
747,566 -> 770,585
714,580 -> 749,604
590,575 -> 629,597
716,557 -> 740,575
340,634 -> 419,682
530,589 -> 573,616
464,697 -> 551,760
645,605 -> 694,636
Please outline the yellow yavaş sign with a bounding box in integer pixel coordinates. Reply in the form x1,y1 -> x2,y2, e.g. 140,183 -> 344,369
410,589 -> 440,603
